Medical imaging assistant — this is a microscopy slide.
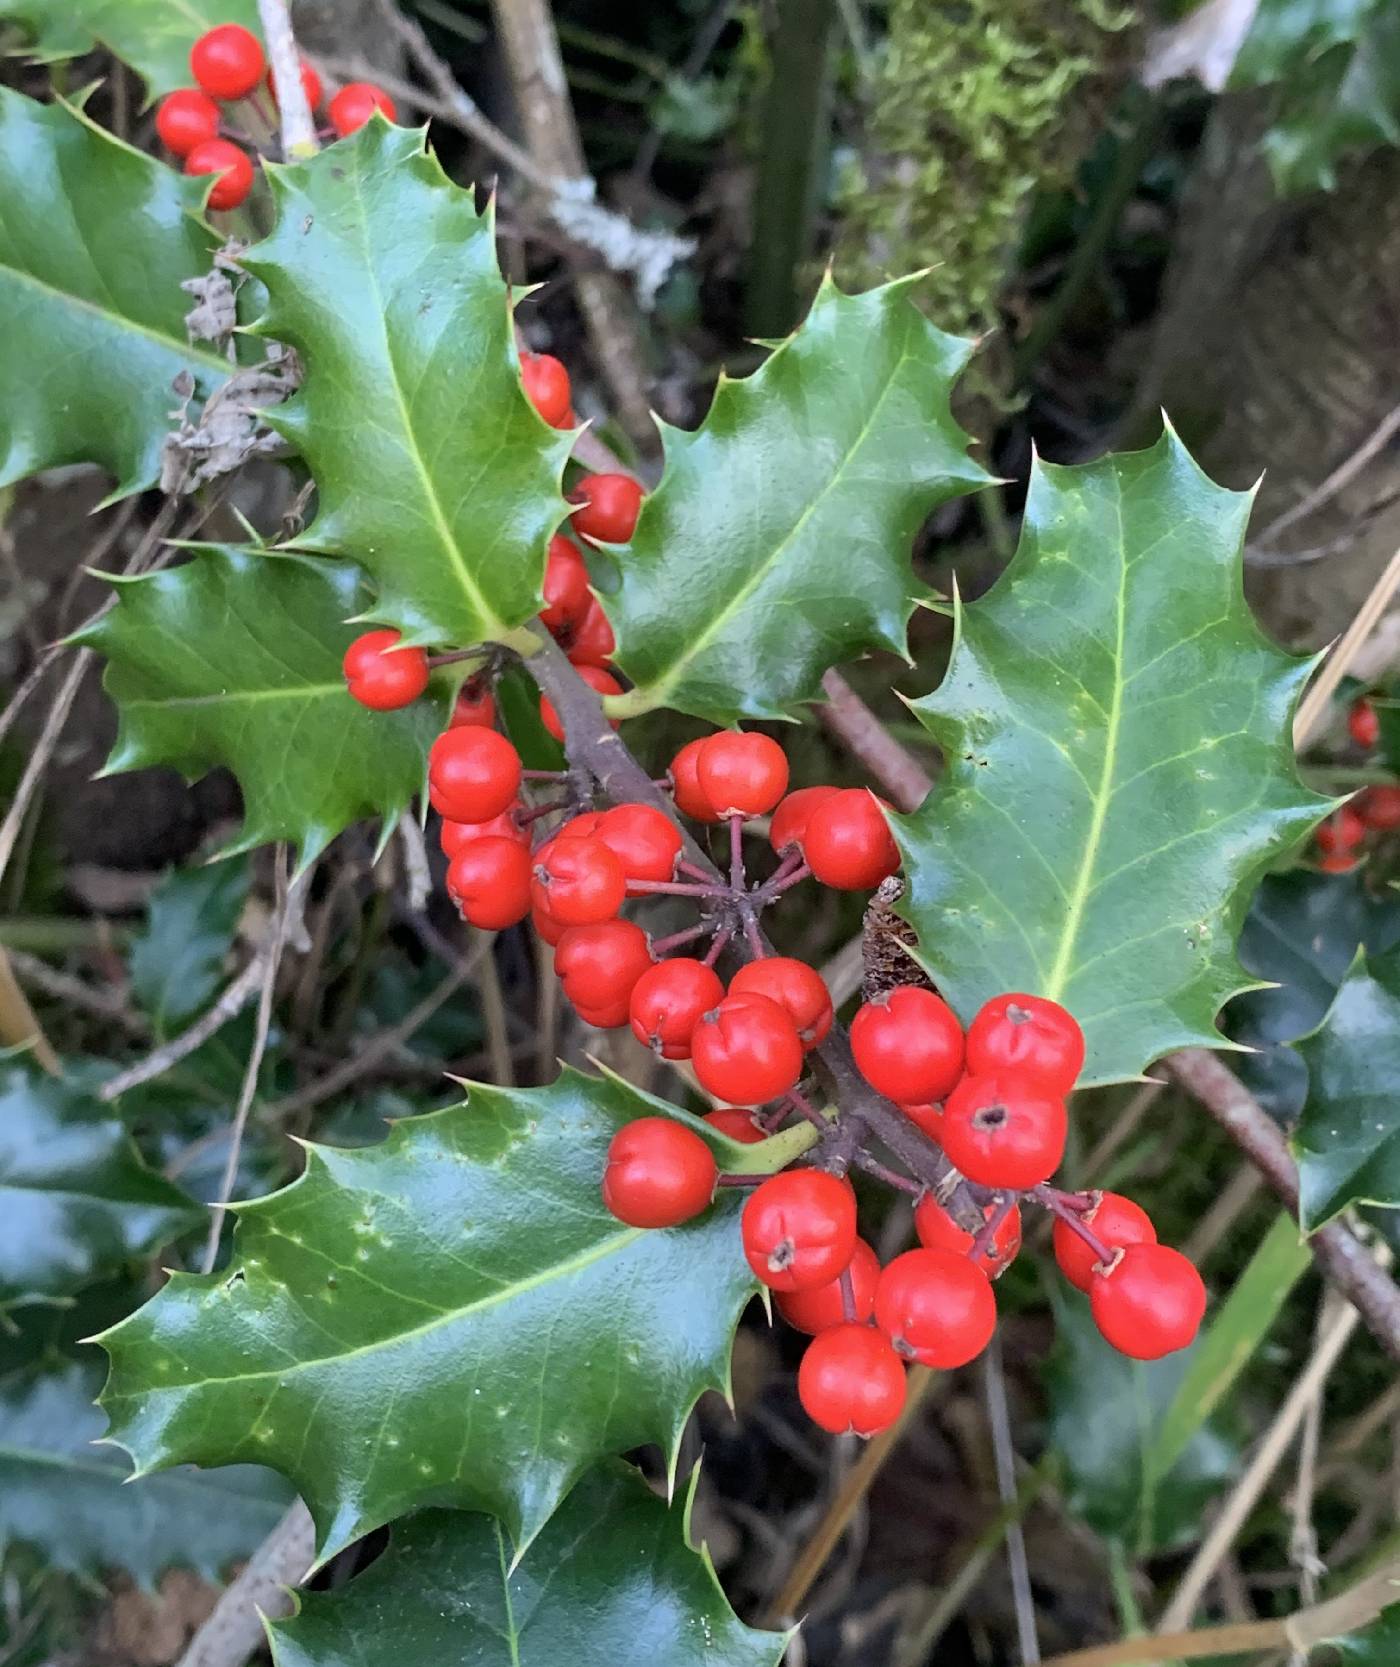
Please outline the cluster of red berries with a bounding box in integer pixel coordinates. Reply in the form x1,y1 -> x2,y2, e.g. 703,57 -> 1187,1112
156,23 -> 396,210
1313,696 -> 1400,871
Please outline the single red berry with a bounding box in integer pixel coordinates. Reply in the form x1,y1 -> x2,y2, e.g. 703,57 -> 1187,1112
850,987 -> 964,1105
898,1102 -> 943,1140
1316,804 -> 1367,854
268,58 -> 322,111
565,597 -> 616,669
555,919 -> 654,1013
445,837 -> 532,931
874,1247 -> 996,1368
531,835 -> 626,927
629,958 -> 724,1059
439,805 -> 523,859
769,785 -> 839,854
965,992 -> 1085,1096
802,788 -> 899,889
329,81 -> 397,137
1053,1191 -> 1157,1293
702,1108 -> 766,1144
540,534 -> 591,634
1349,697 -> 1381,749
602,1117 -> 716,1228
569,473 -> 644,544
940,1073 -> 1067,1189
428,727 -> 522,823
692,991 -> 804,1105
741,1169 -> 856,1292
1090,1243 -> 1206,1360
914,1194 -> 1022,1279
155,88 -> 220,156
520,352 -> 572,428
540,665 -> 621,743
729,957 -> 833,1049
669,738 -> 721,822
777,1237 -> 880,1335
449,683 -> 495,729
184,139 -> 254,211
594,803 -> 682,887
190,24 -> 265,99
696,731 -> 789,818
1318,852 -> 1359,873
1357,785 -> 1400,831
341,628 -> 429,711
797,1323 -> 906,1436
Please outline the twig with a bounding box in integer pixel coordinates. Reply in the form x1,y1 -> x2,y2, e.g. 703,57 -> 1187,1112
985,1330 -> 1040,1663
0,649 -> 89,891
0,947 -> 60,1075
1254,402 -> 1400,550
396,812 -> 432,914
818,670 -> 933,811
255,0 -> 318,156
5,947 -> 151,1037
1293,543 -> 1400,748
475,936 -> 515,1087
174,1499 -> 315,1667
1285,1295 -> 1332,1663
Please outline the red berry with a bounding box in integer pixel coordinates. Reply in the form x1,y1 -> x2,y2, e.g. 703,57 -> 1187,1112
692,991 -> 804,1105
269,59 -> 322,111
802,788 -> 899,889
555,919 -> 653,1013
1357,785 -> 1400,831
1052,1191 -> 1157,1292
729,957 -> 832,1049
777,1237 -> 880,1335
940,1073 -> 1067,1189
341,628 -> 429,711
541,534 -> 591,634
874,1247 -> 996,1368
569,473 -> 644,544
696,732 -> 789,818
1318,852 -> 1359,873
741,1169 -> 856,1292
595,803 -> 682,886
898,1102 -> 943,1140
965,993 -> 1085,1096
531,835 -> 626,926
702,1108 -> 766,1144
1349,697 -> 1380,749
629,958 -> 724,1059
565,597 -> 616,669
184,139 -> 254,211
914,1194 -> 1022,1278
669,738 -> 721,822
449,683 -> 495,729
555,811 -> 608,842
798,1323 -> 906,1436
769,786 -> 839,854
850,987 -> 964,1105
602,1117 -> 716,1228
532,900 -> 568,947
428,727 -> 522,823
440,806 -> 523,859
329,81 -> 397,138
445,837 -> 532,930
520,352 -> 572,428
1090,1243 -> 1206,1360
155,89 -> 220,156
540,665 -> 621,743
190,24 -> 265,100
1316,804 -> 1367,854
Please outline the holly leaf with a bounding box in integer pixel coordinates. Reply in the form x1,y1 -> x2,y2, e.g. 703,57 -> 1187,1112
75,547 -> 449,867
0,1062 -> 200,1309
0,0 -> 260,96
896,430 -> 1329,1086
0,1357 -> 293,1584
1294,947 -> 1400,1230
1332,1603 -> 1400,1663
269,1462 -> 784,1667
129,855 -> 251,1034
97,1070 -> 760,1564
605,274 -> 990,723
243,121 -> 570,651
0,89 -> 231,496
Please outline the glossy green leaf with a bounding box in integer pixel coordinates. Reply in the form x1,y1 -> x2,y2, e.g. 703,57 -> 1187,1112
243,121 -> 570,651
0,89 -> 230,496
129,855 -> 251,1034
605,272 -> 990,723
0,1063 -> 199,1309
1294,948 -> 1400,1230
896,430 -> 1329,1086
0,1358 -> 292,1584
270,1463 -> 784,1667
1333,1603 -> 1400,1662
0,0 -> 260,96
98,1070 -> 759,1564
1047,1293 -> 1235,1554
76,547 -> 449,867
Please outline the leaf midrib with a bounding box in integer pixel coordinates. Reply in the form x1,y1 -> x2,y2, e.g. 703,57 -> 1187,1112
123,681 -> 345,710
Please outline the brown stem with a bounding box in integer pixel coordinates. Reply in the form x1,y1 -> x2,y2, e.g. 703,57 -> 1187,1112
818,668 -> 934,811
255,0 -> 318,156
